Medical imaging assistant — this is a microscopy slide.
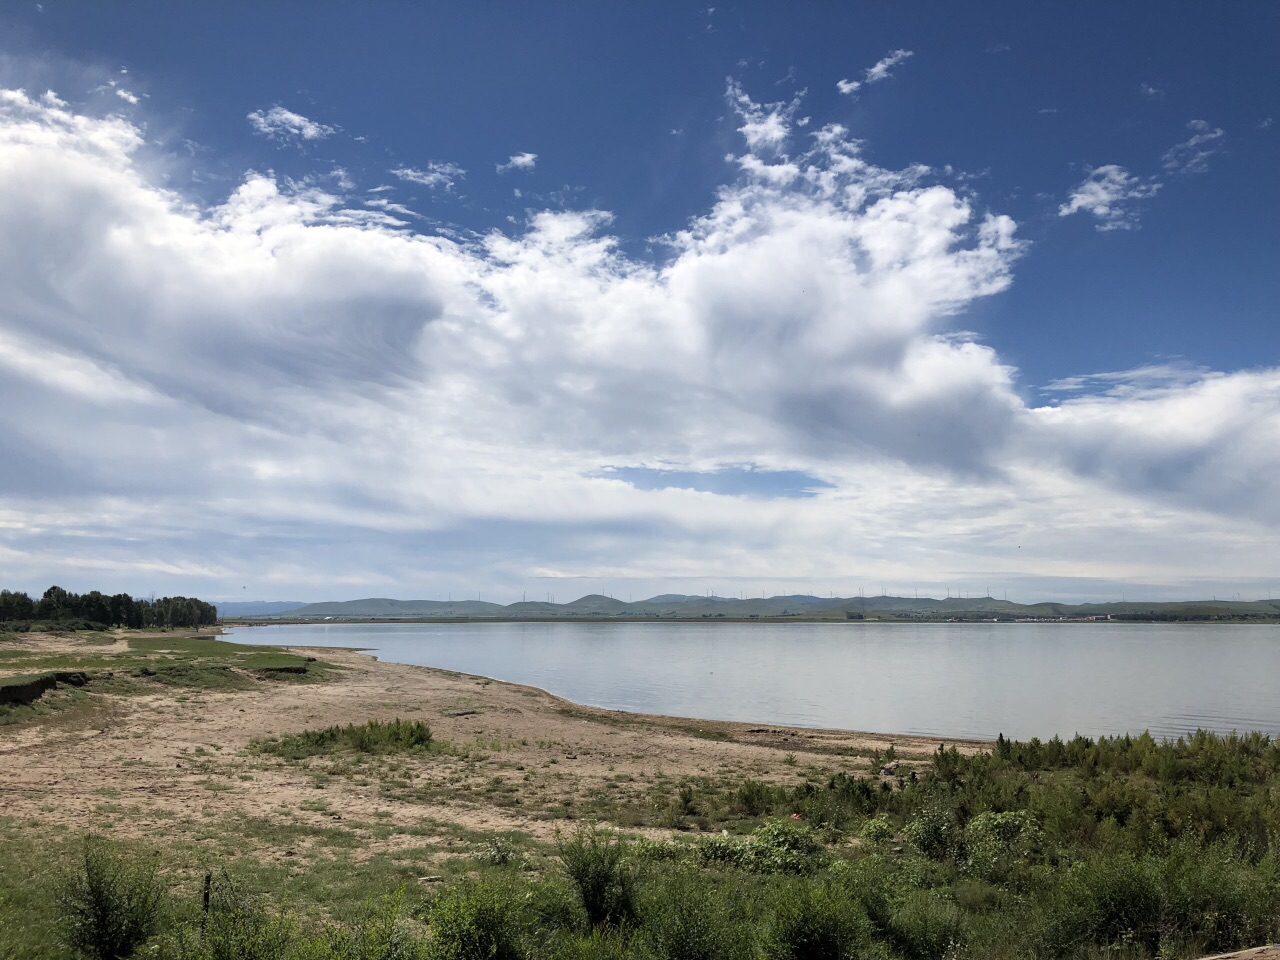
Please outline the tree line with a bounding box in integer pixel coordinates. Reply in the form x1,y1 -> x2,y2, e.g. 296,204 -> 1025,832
0,585 -> 216,628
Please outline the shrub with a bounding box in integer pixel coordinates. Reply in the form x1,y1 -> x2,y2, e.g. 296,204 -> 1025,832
259,719 -> 435,760
159,874 -> 296,960
733,779 -> 776,817
1040,852 -> 1162,956
963,810 -> 1041,883
696,820 -> 826,875
475,838 -> 526,870
425,883 -> 521,960
301,890 -> 425,960
858,817 -> 893,846
884,891 -> 963,960
901,804 -> 963,863
557,827 -> 637,930
766,880 -> 875,960
57,835 -> 166,960
1156,839 -> 1280,954
639,869 -> 746,960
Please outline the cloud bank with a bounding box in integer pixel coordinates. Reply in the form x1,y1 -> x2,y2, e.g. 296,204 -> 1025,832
0,83 -> 1276,600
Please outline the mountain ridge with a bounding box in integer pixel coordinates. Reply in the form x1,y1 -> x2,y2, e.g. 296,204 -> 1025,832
228,593 -> 1280,622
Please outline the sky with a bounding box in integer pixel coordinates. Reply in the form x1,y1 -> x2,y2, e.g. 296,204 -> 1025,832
0,2 -> 1277,605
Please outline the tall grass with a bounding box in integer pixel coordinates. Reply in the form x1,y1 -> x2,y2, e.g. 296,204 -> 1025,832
257,719 -> 436,760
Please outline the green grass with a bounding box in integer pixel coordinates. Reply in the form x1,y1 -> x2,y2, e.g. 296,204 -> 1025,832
256,718 -> 441,760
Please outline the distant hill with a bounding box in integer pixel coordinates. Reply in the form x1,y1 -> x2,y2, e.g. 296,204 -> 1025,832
231,593 -> 1280,622
215,601 -> 307,618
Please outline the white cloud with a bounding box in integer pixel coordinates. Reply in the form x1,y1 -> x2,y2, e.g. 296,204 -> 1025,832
1162,119 -> 1224,175
837,48 -> 913,97
391,161 -> 465,191
1058,164 -> 1161,231
115,88 -> 139,105
247,105 -> 335,143
864,49 -> 913,83
496,152 -> 537,174
364,197 -> 421,220
0,84 -> 1277,601
1138,82 -> 1163,99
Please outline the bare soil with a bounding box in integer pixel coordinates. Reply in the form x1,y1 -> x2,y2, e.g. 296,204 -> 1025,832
0,632 -> 981,857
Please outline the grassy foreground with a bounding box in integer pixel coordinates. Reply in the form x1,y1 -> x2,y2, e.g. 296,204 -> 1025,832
1,631 -> 1279,958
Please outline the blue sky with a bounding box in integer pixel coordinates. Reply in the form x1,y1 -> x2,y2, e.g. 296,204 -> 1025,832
0,2 -> 1277,603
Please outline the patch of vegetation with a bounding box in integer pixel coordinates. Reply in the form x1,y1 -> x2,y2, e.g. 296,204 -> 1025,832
56,835 -> 166,960
6,730 -> 1280,959
256,718 -> 440,760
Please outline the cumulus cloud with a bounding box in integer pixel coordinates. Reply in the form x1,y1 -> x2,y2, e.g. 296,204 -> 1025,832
496,151 -> 537,173
0,83 -> 1277,600
115,88 -> 139,105
247,105 -> 335,143
1162,119 -> 1224,175
1058,164 -> 1161,231
391,161 -> 465,191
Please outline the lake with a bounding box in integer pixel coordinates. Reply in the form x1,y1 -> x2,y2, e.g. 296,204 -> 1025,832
224,621 -> 1280,741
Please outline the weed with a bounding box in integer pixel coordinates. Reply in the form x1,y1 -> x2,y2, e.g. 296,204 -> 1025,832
557,826 -> 637,930
57,834 -> 166,960
258,719 -> 438,760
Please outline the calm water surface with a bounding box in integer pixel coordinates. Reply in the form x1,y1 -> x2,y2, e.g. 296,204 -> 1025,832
225,621 -> 1280,740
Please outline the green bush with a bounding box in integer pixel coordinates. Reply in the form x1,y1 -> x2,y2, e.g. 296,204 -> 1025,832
733,779 -> 776,817
1156,839 -> 1280,955
857,817 -> 893,846
259,719 -> 435,760
765,880 -> 876,960
697,820 -> 826,875
57,835 -> 166,960
424,883 -> 521,960
300,891 -> 425,960
1040,853 -> 1162,956
639,868 -> 746,960
557,827 -> 637,930
884,891 -> 963,960
902,804 -> 963,864
159,874 -> 296,960
963,810 -> 1041,883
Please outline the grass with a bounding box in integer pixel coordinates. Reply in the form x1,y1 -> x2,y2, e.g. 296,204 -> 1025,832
255,718 -> 441,760
0,632 -> 337,730
4,727 -> 1280,959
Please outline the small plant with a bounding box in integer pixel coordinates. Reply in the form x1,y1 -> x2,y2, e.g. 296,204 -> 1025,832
258,719 -> 436,760
304,890 -> 424,960
159,873 -> 296,960
425,882 -> 521,960
732,779 -> 775,817
57,834 -> 166,960
696,819 -> 826,875
766,880 -> 873,960
858,816 -> 894,846
557,826 -> 637,930
475,837 -> 526,869
640,868 -> 745,960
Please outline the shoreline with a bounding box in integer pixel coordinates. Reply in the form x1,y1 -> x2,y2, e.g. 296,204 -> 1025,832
0,629 -> 984,852
279,641 -> 994,754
